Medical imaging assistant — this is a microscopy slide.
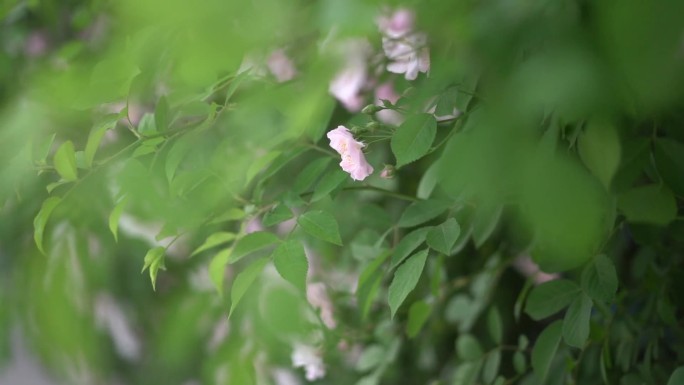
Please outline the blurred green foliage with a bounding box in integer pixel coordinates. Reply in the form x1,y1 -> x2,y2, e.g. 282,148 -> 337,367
1,0 -> 684,384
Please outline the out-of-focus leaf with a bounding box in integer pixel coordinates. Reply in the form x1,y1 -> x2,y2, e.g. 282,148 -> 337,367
272,240 -> 308,293
398,199 -> 451,228
298,210 -> 342,245
33,197 -> 61,255
292,157 -> 331,193
53,141 -> 78,181
209,248 -> 231,296
487,307 -> 503,345
357,251 -> 390,320
390,227 -> 429,270
525,279 -> 581,320
391,113 -> 437,168
388,249 -> 428,318
355,344 -> 385,372
581,255 -> 618,302
654,138 -> 684,196
578,121 -> 621,190
85,121 -> 116,168
667,367 -> 684,385
191,232 -> 236,256
155,95 -> 170,132
229,231 -> 280,264
531,320 -> 563,384
229,257 -> 268,318
108,197 -> 128,242
483,350 -> 501,384
618,185 -> 676,226
562,293 -> 593,348
456,333 -> 483,361
141,246 -> 165,291
406,300 -> 431,338
471,203 -> 503,248
426,217 -> 460,255
311,168 -> 347,202
263,204 -> 294,227
417,162 -> 440,199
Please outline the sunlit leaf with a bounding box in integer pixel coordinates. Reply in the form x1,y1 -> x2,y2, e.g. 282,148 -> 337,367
33,197 -> 61,254
141,246 -> 165,291
191,232 -> 236,256
53,141 -> 78,181
108,197 -> 128,242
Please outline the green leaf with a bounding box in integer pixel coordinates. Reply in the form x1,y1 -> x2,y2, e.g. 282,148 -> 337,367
667,367 -> 684,385
33,197 -> 61,254
452,360 -> 483,385
229,231 -> 280,264
108,197 -> 127,242
229,257 -> 268,318
246,150 -> 281,184
391,113 -> 437,167
155,95 -> 170,132
272,240 -> 308,293
165,137 -> 192,183
141,247 -> 165,291
390,227 -> 429,270
292,157 -> 331,193
406,300 -> 431,338
357,251 -> 390,320
426,217 -> 460,255
263,204 -> 294,227
562,292 -> 593,348
487,307 -> 503,345
53,141 -> 78,181
483,350 -> 501,384
654,138 -> 684,196
456,333 -> 483,361
84,121 -> 116,168
617,185 -> 677,225
472,203 -> 503,248
525,279 -> 581,320
209,248 -> 231,296
311,168 -> 347,202
581,254 -> 618,302
355,344 -> 385,372
298,210 -> 342,245
417,162 -> 440,199
209,208 -> 245,224
513,351 -> 526,374
531,320 -> 563,384
191,232 -> 236,256
398,199 -> 451,228
388,249 -> 428,318
578,121 -> 621,190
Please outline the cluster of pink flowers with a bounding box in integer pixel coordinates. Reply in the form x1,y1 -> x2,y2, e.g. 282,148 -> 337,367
326,126 -> 374,181
378,8 -> 430,81
328,7 -> 430,112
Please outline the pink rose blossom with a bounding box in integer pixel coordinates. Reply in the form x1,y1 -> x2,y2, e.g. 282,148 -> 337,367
326,126 -> 374,181
328,39 -> 372,112
267,49 -> 297,82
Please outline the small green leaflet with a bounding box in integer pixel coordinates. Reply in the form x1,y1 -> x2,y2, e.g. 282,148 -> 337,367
482,350 -> 501,384
84,120 -> 116,168
263,204 -> 293,227
562,292 -> 593,348
472,203 -> 503,248
355,344 -> 385,372
154,95 -> 170,132
524,279 -> 581,320
272,240 -> 308,293
108,197 -> 128,242
191,232 -> 236,256
513,351 -> 526,374
209,248 -> 231,295
390,227 -> 429,270
165,137 -> 192,183
391,113 -> 437,168
617,185 -> 677,226
229,257 -> 269,318
388,249 -> 428,318
297,210 -> 342,245
452,360 -> 483,385
406,300 -> 431,338
487,307 -> 503,345
654,138 -> 684,197
578,121 -> 621,190
292,157 -> 331,194
531,320 -> 563,384
33,197 -> 61,255
229,231 -> 280,264
456,333 -> 483,361
357,251 -> 390,320
581,254 -> 618,302
667,367 -> 684,385
426,217 -> 460,255
311,168 -> 347,202
398,199 -> 451,228
53,141 -> 78,181
141,246 -> 165,291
